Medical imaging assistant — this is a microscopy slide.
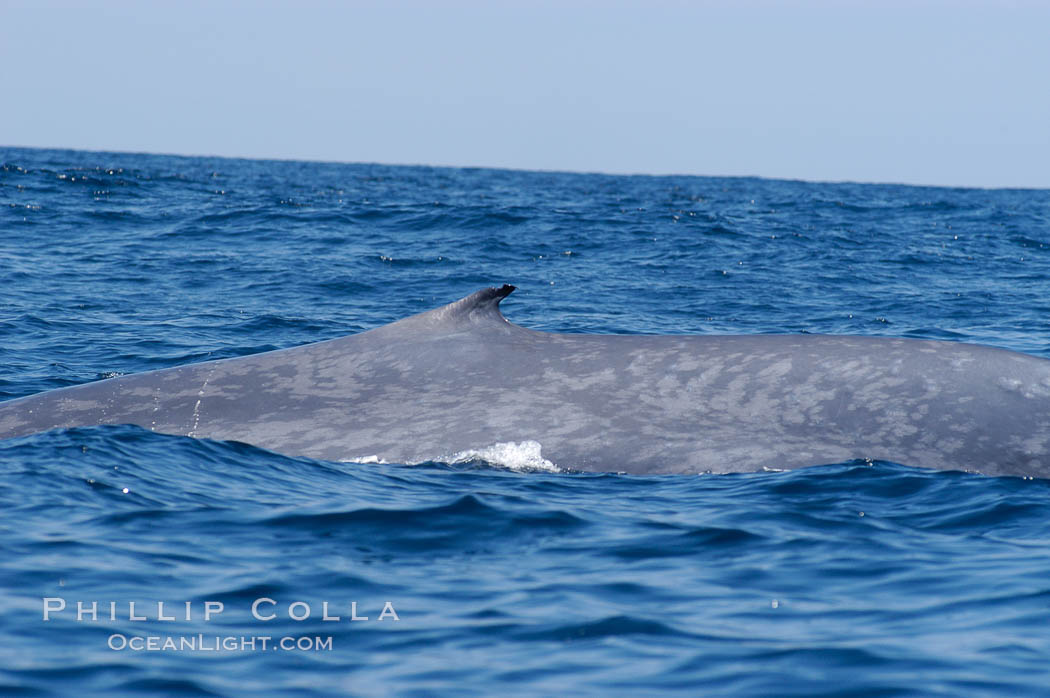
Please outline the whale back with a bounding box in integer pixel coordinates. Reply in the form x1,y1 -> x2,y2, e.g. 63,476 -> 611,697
1,286 -> 1050,477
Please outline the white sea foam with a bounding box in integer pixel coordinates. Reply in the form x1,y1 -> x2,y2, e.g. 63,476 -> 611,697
341,442 -> 559,472
450,440 -> 560,472
341,454 -> 389,464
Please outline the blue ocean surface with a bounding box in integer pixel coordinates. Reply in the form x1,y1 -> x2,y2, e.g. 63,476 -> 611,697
1,146 -> 1050,696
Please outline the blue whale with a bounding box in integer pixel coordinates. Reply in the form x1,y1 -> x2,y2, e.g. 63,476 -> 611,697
1,285 -> 1049,476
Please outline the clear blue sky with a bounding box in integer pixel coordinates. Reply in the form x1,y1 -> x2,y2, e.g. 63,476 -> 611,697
2,0 -> 1048,188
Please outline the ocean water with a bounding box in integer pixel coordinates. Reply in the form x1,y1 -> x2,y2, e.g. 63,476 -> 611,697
1,146 -> 1050,696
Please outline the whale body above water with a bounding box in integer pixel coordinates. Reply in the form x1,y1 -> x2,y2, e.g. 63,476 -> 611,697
1,285 -> 1049,477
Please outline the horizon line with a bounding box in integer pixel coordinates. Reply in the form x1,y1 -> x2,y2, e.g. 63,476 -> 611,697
2,142 -> 1046,193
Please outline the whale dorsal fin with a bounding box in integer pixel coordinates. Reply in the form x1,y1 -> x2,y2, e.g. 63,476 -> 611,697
392,285 -> 518,333
441,284 -> 516,322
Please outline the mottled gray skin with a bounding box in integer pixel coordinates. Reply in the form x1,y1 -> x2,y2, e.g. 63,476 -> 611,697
2,285 -> 1050,476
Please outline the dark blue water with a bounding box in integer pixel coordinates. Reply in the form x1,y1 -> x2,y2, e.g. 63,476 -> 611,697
2,146 -> 1050,696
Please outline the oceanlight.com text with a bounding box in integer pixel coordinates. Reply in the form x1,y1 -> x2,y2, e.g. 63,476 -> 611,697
107,633 -> 333,652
